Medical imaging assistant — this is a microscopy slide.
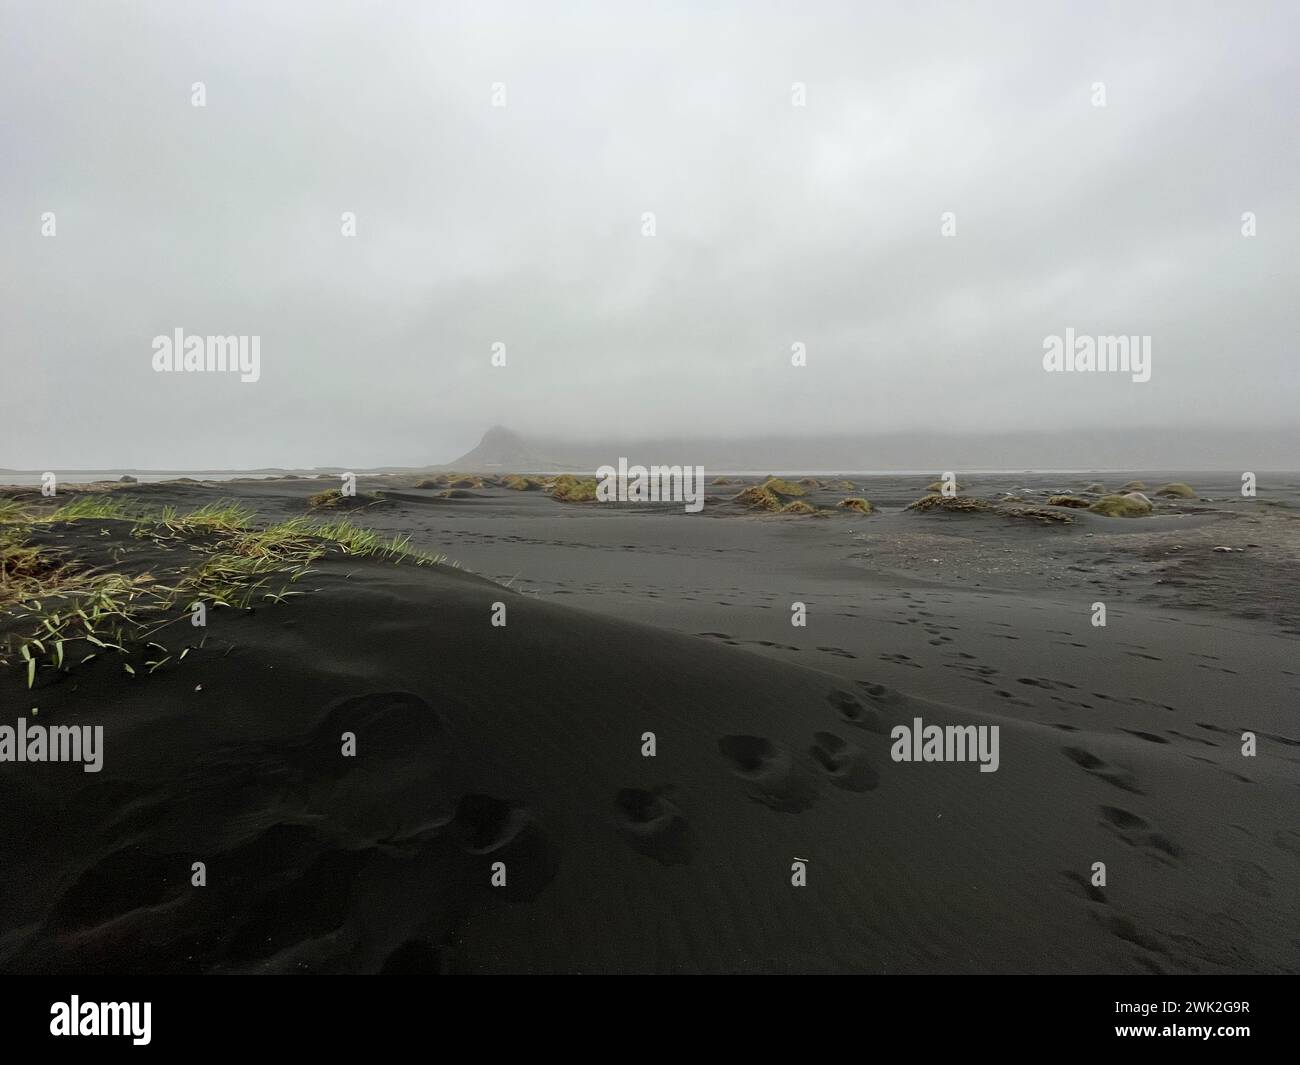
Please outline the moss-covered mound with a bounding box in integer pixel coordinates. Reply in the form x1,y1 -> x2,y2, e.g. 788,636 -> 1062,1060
907,494 -> 1073,524
1046,494 -> 1092,509
1119,480 -> 1147,492
761,477 -> 806,497
308,488 -> 383,510
908,494 -> 989,514
838,497 -> 873,514
734,485 -> 784,511
501,474 -> 542,491
1154,482 -> 1198,499
926,479 -> 965,493
416,473 -> 486,489
1083,482 -> 1105,494
1089,493 -> 1153,517
548,475 -> 598,503
710,477 -> 733,486
780,500 -> 823,516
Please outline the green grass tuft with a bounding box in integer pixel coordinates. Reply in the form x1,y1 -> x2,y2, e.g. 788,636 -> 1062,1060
47,495 -> 136,522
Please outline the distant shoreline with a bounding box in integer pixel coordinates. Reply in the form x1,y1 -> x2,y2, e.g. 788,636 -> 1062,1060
4,467 -> 1298,489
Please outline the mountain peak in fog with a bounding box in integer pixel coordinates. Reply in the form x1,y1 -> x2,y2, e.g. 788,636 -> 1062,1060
444,426 -> 550,470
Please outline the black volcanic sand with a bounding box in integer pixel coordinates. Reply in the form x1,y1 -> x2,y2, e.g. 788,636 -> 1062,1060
0,472 -> 1297,973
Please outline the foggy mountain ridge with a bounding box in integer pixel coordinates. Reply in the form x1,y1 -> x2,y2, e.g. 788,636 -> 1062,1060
441,425 -> 1300,473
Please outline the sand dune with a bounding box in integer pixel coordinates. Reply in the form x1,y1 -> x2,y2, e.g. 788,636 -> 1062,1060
0,474 -> 1296,973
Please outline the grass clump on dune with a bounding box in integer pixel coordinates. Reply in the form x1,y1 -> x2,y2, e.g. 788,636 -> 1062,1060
1154,482 -> 1198,499
780,500 -> 823,516
908,494 -> 990,514
733,485 -> 783,511
307,488 -> 385,510
309,488 -> 344,508
548,475 -> 598,503
838,497 -> 873,514
908,494 -> 1073,524
139,501 -> 256,538
0,529 -> 76,608
501,474 -> 542,491
301,519 -> 448,566
761,477 -> 806,497
1089,493 -> 1153,517
47,496 -> 137,522
0,500 -> 33,526
0,498 -> 455,689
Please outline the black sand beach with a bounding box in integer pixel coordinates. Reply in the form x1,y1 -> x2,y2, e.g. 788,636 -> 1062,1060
1,473 -> 1296,974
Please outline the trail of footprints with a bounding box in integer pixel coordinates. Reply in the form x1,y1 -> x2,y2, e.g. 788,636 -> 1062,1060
618,686 -> 890,866
713,687 -> 886,813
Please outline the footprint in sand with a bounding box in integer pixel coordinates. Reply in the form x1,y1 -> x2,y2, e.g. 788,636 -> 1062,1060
1099,805 -> 1147,831
717,735 -> 819,812
808,732 -> 878,791
1272,829 -> 1300,859
1062,747 -> 1145,794
1098,805 -> 1182,859
450,793 -> 533,855
855,680 -> 907,705
46,845 -> 182,935
1229,859 -> 1273,898
613,787 -> 695,865
297,690 -> 469,839
1062,869 -> 1106,903
450,793 -> 557,897
827,689 -> 885,733
380,938 -> 452,974
1120,729 -> 1169,745
1098,912 -> 1165,955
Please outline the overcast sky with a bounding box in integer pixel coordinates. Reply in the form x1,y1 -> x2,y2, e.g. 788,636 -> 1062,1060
2,1 -> 1296,469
